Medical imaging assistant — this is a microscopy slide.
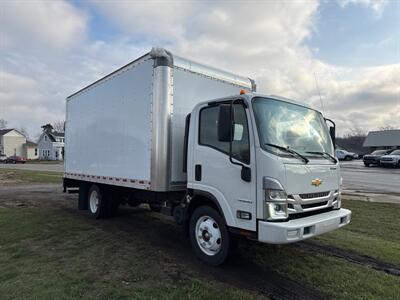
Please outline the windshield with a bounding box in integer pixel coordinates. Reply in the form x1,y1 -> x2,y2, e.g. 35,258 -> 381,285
390,150 -> 400,155
252,97 -> 334,157
371,150 -> 386,155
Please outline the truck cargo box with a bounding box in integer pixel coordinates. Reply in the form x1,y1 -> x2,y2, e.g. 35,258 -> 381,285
64,48 -> 255,192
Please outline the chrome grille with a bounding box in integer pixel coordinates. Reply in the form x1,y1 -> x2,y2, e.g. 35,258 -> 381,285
299,191 -> 329,199
301,201 -> 328,209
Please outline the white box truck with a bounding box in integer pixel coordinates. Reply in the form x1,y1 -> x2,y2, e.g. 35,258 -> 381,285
64,48 -> 351,265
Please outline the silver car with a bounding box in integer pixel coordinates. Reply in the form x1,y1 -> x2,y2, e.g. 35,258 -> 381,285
380,149 -> 400,167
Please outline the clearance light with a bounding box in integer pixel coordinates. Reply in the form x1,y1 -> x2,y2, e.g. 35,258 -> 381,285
240,89 -> 246,95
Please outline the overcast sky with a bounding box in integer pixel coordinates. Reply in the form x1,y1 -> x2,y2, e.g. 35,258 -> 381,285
1,0 -> 399,138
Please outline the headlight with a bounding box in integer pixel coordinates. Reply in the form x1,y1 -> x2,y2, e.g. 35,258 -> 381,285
265,188 -> 288,220
266,189 -> 287,201
266,203 -> 288,220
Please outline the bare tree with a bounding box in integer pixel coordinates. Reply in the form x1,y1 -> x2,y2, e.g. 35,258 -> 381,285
379,125 -> 396,131
18,127 -> 29,139
336,127 -> 367,154
52,120 -> 65,132
0,118 -> 7,129
344,127 -> 367,138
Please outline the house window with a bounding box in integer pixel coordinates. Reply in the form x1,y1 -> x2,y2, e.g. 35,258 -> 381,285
44,135 -> 47,141
35,148 -> 37,156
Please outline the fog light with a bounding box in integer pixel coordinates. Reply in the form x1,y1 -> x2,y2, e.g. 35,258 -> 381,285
287,229 -> 300,238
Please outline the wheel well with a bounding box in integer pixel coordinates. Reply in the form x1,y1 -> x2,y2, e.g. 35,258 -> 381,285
184,193 -> 226,235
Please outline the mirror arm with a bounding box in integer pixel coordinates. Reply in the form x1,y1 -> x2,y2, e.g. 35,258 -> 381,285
228,101 -> 251,182
228,100 -> 242,167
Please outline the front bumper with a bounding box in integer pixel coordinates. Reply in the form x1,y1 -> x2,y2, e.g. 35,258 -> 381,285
380,161 -> 397,166
258,208 -> 351,244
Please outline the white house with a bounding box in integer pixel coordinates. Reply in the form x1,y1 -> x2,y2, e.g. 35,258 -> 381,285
0,129 -> 26,157
25,140 -> 39,160
0,129 -> 38,159
38,124 -> 65,160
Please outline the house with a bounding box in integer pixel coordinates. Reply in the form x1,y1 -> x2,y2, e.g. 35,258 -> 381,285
363,130 -> 400,152
38,124 -> 65,160
0,129 -> 38,159
0,129 -> 27,157
25,140 -> 38,160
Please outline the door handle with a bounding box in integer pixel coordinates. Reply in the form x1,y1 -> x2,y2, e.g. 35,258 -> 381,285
195,164 -> 202,181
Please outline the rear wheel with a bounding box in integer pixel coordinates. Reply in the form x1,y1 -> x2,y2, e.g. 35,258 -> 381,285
88,185 -> 107,219
345,156 -> 352,161
364,162 -> 370,167
189,206 -> 231,266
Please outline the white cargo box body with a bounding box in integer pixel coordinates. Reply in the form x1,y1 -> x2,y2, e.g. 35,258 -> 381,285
64,48 -> 255,192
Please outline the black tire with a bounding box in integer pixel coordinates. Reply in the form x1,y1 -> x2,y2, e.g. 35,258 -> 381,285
189,206 -> 231,266
345,156 -> 352,161
87,184 -> 108,219
364,162 -> 370,167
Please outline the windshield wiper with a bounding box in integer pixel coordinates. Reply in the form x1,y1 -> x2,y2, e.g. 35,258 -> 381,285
306,151 -> 338,164
265,143 -> 309,164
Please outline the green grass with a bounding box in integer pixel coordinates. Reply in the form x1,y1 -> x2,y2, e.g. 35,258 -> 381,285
243,243 -> 399,300
0,169 -> 62,184
26,160 -> 63,164
0,208 -> 261,300
242,198 -> 400,300
0,193 -> 399,299
315,199 -> 400,266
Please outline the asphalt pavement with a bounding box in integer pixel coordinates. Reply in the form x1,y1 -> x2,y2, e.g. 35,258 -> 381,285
340,160 -> 400,195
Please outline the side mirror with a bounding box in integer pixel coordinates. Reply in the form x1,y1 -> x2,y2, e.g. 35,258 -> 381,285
218,104 -> 232,142
329,126 -> 336,147
325,118 -> 336,148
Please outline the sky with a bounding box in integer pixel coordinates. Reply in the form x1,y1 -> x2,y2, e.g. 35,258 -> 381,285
0,0 -> 399,139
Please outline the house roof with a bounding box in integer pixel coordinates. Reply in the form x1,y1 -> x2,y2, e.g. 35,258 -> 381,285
42,131 -> 64,142
363,130 -> 400,147
51,131 -> 64,137
26,140 -> 38,147
0,129 -> 14,136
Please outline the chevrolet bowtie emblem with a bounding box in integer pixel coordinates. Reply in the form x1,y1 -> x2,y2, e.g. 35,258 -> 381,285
311,179 -> 322,187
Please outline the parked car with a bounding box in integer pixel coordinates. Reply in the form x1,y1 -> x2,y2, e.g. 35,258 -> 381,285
0,154 -> 7,163
363,149 -> 392,167
335,149 -> 356,161
380,150 -> 400,167
5,155 -> 27,164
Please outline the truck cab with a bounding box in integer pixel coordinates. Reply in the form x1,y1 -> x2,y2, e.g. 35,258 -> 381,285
184,92 -> 351,265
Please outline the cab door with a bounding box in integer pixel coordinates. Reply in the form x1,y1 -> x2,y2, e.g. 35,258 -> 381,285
188,101 -> 256,231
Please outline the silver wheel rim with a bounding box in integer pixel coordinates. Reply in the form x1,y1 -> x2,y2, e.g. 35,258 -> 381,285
195,215 -> 222,256
89,190 -> 99,214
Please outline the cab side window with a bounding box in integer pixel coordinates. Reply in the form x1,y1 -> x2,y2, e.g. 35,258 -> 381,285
199,103 -> 250,164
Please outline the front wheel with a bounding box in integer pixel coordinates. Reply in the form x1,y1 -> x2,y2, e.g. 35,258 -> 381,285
189,206 -> 231,266
364,162 -> 370,167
